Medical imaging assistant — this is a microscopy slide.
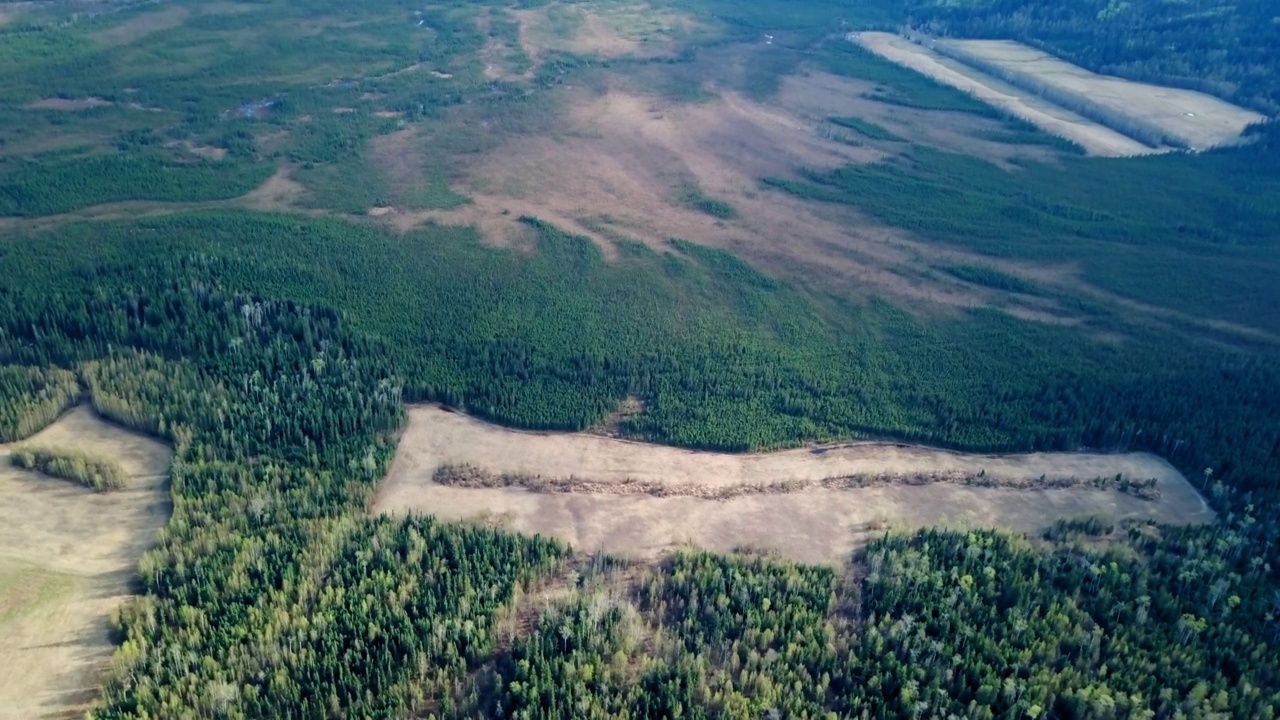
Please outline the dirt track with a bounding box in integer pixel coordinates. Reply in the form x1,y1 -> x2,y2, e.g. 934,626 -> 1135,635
373,406 -> 1213,564
0,407 -> 171,720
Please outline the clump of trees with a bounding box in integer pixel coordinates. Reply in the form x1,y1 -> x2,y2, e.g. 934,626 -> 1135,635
0,365 -> 80,442
9,444 -> 126,491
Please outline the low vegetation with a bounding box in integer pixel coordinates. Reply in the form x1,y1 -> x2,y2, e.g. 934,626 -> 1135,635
828,115 -> 904,142
9,445 -> 127,491
434,462 -> 1161,500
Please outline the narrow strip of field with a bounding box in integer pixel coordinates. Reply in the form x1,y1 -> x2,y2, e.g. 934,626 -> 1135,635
373,406 -> 1212,564
0,406 -> 171,720
853,32 -> 1157,157
933,38 -> 1266,151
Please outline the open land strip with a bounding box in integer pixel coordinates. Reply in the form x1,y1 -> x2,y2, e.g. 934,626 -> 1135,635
373,406 -> 1213,565
0,406 -> 172,720
853,32 -> 1156,157
932,38 -> 1267,151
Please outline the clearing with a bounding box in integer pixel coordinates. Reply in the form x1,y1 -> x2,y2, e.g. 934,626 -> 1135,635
855,33 -> 1152,157
0,406 -> 172,720
513,1 -> 692,61
933,38 -> 1267,151
385,82 -> 1055,315
373,406 -> 1212,565
855,33 -> 1266,155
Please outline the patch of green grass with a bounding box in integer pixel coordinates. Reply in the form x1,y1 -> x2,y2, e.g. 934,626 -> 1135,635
679,181 -> 737,219
816,40 -> 1003,118
975,117 -> 1086,154
829,115 -> 904,141
938,264 -> 1041,295
764,133 -> 1280,333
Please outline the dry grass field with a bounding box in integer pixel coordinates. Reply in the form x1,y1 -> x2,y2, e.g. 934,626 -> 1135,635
513,1 -> 693,61
0,407 -> 171,720
383,74 -> 1075,316
936,38 -> 1267,151
373,406 -> 1213,564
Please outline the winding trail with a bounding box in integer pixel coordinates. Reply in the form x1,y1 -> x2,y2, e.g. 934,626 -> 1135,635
374,406 -> 1213,564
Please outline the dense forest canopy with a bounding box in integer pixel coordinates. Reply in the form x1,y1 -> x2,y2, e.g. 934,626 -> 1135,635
903,0 -> 1280,113
0,0 -> 1276,717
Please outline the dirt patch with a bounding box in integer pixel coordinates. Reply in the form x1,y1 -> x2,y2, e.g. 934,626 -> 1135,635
0,406 -> 171,720
934,38 -> 1267,151
854,32 -> 1156,157
238,167 -> 307,211
186,143 -> 227,161
25,97 -> 113,111
373,406 -> 1213,565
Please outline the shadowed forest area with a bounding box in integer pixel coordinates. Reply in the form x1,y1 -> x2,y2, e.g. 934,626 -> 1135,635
0,0 -> 1277,717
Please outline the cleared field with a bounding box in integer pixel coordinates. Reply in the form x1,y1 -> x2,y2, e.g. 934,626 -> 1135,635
373,406 -> 1212,564
855,32 -> 1154,157
0,406 -> 171,720
936,38 -> 1267,152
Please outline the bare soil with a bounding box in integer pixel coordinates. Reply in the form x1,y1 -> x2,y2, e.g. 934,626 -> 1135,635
373,406 -> 1213,565
855,33 -> 1156,157
0,406 -> 172,720
936,38 -> 1266,151
239,167 -> 308,211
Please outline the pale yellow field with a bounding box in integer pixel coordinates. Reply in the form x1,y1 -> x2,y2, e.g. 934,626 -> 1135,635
855,32 -> 1154,157
373,406 -> 1213,564
937,38 -> 1267,151
0,407 -> 171,720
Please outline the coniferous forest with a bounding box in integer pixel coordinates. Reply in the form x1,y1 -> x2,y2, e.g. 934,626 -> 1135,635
0,0 -> 1277,717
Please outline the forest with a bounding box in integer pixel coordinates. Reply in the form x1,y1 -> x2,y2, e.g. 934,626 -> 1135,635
0,0 -> 1276,717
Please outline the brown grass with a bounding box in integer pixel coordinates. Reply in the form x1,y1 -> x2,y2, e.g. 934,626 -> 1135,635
0,406 -> 171,720
373,406 -> 1213,565
387,79 -> 1059,315
513,2 -> 691,61
238,167 -> 307,211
